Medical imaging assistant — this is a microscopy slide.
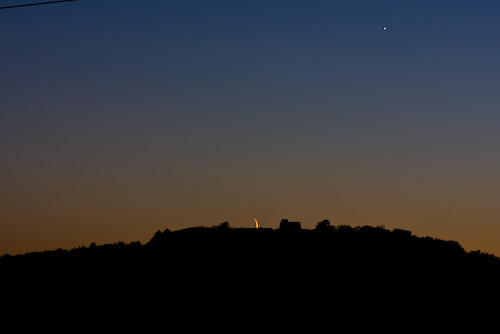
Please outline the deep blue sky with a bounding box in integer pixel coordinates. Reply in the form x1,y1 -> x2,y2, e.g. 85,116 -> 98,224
2,0 -> 500,255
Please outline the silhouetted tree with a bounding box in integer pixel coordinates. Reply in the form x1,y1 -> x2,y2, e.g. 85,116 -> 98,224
392,228 -> 412,238
315,219 -> 331,230
216,221 -> 230,230
148,229 -> 170,244
150,230 -> 163,243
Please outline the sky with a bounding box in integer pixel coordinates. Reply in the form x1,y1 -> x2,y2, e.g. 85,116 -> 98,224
1,0 -> 500,255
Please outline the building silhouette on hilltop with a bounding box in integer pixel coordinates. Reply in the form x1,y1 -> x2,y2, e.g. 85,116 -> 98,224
279,219 -> 301,232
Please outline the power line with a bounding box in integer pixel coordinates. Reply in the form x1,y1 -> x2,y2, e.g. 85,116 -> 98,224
0,0 -> 78,10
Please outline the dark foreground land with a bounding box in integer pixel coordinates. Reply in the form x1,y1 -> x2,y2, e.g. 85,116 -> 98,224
2,220 -> 500,325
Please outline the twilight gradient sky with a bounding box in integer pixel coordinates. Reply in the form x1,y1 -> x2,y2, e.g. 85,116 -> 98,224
1,0 -> 500,255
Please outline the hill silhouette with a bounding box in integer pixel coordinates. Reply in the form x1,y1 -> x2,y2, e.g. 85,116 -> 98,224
2,219 -> 500,325
3,219 -> 498,271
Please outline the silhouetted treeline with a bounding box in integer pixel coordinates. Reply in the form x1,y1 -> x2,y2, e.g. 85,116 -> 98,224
2,221 -> 499,277
2,220 -> 500,324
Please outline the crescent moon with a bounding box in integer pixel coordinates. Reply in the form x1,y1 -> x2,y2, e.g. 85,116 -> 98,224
253,218 -> 259,229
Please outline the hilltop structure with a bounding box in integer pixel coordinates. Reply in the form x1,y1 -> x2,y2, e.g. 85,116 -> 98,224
279,219 -> 301,232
